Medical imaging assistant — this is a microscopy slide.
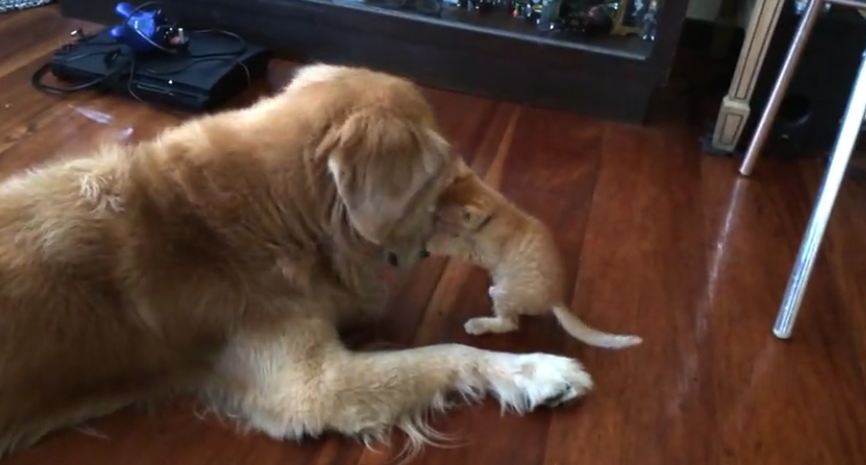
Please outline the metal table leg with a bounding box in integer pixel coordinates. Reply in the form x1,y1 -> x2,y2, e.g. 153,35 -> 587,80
739,0 -> 824,176
773,47 -> 866,339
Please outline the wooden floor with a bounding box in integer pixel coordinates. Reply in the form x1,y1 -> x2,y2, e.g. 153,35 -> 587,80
4,6 -> 866,465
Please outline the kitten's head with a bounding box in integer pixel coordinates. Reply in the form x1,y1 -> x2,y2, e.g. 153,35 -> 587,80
434,169 -> 495,233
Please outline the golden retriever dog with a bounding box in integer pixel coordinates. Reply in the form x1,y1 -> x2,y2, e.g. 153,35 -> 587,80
0,64 -> 592,459
429,164 -> 642,348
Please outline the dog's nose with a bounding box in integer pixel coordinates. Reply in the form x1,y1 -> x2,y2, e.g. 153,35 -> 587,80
419,249 -> 430,259
387,252 -> 399,267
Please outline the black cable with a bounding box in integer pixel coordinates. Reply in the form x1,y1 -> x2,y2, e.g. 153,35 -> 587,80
31,63 -> 107,95
139,29 -> 248,75
186,29 -> 247,58
59,43 -> 122,62
125,51 -> 145,103
31,49 -> 130,95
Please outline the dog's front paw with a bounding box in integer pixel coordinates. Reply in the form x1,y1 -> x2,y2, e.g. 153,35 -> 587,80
483,353 -> 592,412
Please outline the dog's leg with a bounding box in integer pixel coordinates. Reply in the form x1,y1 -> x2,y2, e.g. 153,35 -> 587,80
1,396 -> 133,458
203,317 -> 591,452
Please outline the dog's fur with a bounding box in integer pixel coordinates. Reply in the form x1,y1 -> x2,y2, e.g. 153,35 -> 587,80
428,165 -> 642,348
0,65 -> 592,458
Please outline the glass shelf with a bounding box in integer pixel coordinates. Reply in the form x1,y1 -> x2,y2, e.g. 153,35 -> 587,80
322,0 -> 655,60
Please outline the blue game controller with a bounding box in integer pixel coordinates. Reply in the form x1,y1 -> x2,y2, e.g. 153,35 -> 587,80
110,2 -> 187,53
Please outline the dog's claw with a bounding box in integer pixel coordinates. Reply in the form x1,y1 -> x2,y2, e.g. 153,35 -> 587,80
541,383 -> 581,407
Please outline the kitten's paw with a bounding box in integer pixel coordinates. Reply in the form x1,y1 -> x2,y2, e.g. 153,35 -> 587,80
465,317 -> 492,335
488,286 -> 503,298
464,317 -> 517,335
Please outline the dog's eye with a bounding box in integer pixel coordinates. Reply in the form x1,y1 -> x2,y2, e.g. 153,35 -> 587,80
462,211 -> 472,221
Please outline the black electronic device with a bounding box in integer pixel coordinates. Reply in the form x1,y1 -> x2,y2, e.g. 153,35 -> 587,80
37,28 -> 271,111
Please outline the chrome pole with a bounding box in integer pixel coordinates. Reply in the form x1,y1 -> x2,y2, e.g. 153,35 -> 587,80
773,47 -> 866,339
739,0 -> 824,176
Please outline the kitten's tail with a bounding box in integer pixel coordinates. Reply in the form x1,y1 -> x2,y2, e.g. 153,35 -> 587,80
551,304 -> 642,349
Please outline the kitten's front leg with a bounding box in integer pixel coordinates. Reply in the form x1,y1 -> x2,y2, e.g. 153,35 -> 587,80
465,286 -> 519,335
464,316 -> 519,335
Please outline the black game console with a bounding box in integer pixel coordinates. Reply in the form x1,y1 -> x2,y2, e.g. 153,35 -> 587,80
45,28 -> 271,110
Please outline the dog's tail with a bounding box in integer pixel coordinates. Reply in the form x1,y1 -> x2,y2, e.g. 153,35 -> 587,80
551,304 -> 642,349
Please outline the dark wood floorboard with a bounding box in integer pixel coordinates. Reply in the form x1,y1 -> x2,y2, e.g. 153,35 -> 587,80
2,6 -> 866,465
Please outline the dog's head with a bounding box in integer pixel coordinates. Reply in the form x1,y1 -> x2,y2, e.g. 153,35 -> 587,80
300,65 -> 457,268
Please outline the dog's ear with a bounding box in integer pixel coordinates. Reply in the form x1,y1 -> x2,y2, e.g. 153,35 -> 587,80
322,109 -> 451,243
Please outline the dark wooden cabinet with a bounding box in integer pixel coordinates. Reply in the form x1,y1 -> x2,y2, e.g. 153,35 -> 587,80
60,0 -> 688,122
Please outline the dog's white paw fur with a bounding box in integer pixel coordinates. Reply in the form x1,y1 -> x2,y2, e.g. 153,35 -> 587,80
482,353 -> 592,412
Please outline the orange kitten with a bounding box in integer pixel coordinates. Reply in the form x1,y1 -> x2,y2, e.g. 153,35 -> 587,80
428,167 -> 642,349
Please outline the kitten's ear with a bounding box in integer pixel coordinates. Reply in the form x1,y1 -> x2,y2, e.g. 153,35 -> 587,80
435,201 -> 490,231
460,204 -> 491,229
